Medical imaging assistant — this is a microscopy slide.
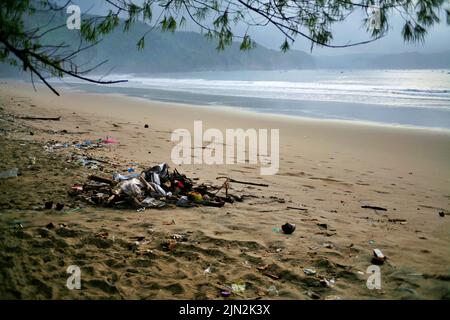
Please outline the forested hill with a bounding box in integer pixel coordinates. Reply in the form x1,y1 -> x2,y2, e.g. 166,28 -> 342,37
0,7 -> 315,76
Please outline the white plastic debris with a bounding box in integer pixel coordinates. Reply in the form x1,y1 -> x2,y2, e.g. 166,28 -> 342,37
231,283 -> 246,293
113,178 -> 144,197
176,196 -> 190,207
141,197 -> 166,208
303,268 -> 317,276
268,285 -> 279,296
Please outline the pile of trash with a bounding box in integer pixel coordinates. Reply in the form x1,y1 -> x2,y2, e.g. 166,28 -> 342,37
69,163 -> 240,210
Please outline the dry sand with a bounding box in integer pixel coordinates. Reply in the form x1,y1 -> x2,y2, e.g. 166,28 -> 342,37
0,81 -> 449,299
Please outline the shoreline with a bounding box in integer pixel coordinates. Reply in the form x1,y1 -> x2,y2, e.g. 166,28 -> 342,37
11,79 -> 450,133
81,86 -> 450,134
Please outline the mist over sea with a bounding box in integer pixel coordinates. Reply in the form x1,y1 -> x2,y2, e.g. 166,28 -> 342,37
60,69 -> 450,130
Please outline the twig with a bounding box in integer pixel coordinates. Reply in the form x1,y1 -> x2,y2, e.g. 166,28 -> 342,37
216,176 -> 268,187
88,175 -> 115,185
17,116 -> 61,121
287,206 -> 308,211
361,205 -> 387,211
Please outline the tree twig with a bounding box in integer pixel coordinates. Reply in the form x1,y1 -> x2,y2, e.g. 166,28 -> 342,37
216,176 -> 269,187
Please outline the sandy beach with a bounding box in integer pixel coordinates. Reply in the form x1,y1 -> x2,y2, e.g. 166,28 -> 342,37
0,80 -> 449,299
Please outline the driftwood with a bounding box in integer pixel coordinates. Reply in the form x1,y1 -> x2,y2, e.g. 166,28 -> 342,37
88,175 -> 115,185
201,200 -> 225,208
85,156 -> 118,166
17,115 -> 61,121
388,218 -> 407,223
262,272 -> 280,280
361,205 -> 387,211
49,129 -> 89,135
287,206 -> 308,211
216,176 -> 269,187
214,178 -> 230,197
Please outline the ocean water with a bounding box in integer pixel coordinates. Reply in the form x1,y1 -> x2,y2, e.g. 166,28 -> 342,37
60,69 -> 450,130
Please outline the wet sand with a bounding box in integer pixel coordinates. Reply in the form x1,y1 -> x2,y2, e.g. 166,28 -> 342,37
0,81 -> 449,299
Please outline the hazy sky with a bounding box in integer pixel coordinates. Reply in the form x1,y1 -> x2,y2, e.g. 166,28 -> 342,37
70,0 -> 450,56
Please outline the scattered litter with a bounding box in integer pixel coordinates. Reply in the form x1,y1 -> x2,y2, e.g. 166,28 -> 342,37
372,248 -> 387,265
281,222 -> 296,234
44,141 -> 69,152
176,196 -> 192,207
171,234 -> 187,241
95,231 -> 108,239
320,278 -> 335,287
324,295 -> 341,300
164,239 -> 177,251
203,267 -> 211,275
286,206 -> 308,211
216,176 -> 269,187
131,236 -> 145,242
303,268 -> 317,276
163,220 -> 176,225
362,205 -> 387,211
388,218 -> 407,224
220,291 -> 231,298
44,136 -> 121,153
74,139 -> 102,150
408,273 -> 423,277
45,222 -> 55,229
17,115 -> 61,121
113,178 -> 144,198
263,272 -> 280,280
307,290 -> 321,299
44,201 -> 53,209
231,282 -> 246,293
0,168 -> 18,179
71,184 -> 83,192
103,136 -> 119,144
188,191 -> 203,203
267,285 -> 279,296
65,207 -> 82,213
141,197 -> 166,209
113,173 -> 140,181
129,241 -> 140,252
257,264 -> 269,271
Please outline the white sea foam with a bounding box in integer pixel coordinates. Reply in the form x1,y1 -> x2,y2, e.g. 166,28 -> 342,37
57,69 -> 450,129
97,70 -> 450,110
